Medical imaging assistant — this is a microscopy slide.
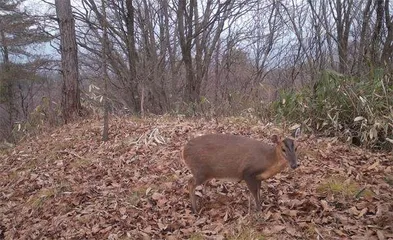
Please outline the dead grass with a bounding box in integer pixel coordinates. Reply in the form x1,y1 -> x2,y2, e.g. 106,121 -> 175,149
27,187 -> 57,208
316,175 -> 374,199
227,226 -> 265,240
189,233 -> 205,240
385,174 -> 393,186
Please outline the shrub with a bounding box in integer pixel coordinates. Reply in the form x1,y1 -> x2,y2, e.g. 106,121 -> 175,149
271,69 -> 393,151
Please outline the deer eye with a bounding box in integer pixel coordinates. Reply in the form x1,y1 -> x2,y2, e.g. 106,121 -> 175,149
282,148 -> 286,152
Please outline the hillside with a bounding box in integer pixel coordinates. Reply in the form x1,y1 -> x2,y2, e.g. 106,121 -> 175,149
0,116 -> 392,239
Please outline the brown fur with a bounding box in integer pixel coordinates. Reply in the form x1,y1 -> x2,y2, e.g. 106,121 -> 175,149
182,134 -> 297,213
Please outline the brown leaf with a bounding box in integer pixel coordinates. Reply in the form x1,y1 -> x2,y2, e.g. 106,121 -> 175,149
119,207 -> 126,215
151,192 -> 163,200
2,117 -> 393,239
223,211 -> 229,222
333,229 -> 346,236
143,225 -> 152,234
348,206 -> 360,216
357,207 -> 368,219
157,221 -> 167,231
195,217 -> 207,226
100,226 -> 112,234
376,230 -> 385,240
264,210 -> 272,220
285,225 -> 299,236
92,225 -> 100,234
367,160 -> 380,171
320,199 -> 333,212
265,225 -> 286,235
289,199 -> 305,208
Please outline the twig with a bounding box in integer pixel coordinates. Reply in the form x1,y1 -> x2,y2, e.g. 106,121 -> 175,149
130,133 -> 144,145
355,187 -> 367,199
314,227 -> 325,239
129,205 -> 143,211
59,150 -> 84,160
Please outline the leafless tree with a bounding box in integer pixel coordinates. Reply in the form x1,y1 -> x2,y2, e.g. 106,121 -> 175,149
55,0 -> 81,123
177,0 -> 247,106
100,0 -> 109,141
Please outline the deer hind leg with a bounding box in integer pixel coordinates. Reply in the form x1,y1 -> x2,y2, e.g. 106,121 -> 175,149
245,176 -> 261,211
188,175 -> 207,213
188,178 -> 197,213
256,180 -> 261,207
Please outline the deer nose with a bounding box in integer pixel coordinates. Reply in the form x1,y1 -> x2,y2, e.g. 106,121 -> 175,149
291,163 -> 298,169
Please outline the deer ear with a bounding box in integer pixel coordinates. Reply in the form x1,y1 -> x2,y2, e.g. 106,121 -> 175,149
272,135 -> 280,144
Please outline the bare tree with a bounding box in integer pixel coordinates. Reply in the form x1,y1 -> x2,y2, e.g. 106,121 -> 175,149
49,0 -> 393,117
380,0 -> 393,68
333,0 -> 354,73
125,0 -> 140,113
55,0 -> 81,123
177,0 -> 241,106
101,0 -> 109,141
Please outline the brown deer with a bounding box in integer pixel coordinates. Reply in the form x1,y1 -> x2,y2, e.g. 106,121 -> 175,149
182,130 -> 300,213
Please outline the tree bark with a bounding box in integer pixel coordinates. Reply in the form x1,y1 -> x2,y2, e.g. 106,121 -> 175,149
371,0 -> 384,65
125,0 -> 140,113
177,0 -> 197,104
55,0 -> 81,123
101,0 -> 109,141
380,0 -> 393,67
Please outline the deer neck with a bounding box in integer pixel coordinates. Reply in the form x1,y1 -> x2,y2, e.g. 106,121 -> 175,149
257,147 -> 288,180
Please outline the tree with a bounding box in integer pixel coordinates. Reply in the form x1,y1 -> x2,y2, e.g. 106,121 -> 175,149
176,0 -> 240,106
0,0 -> 50,141
55,0 -> 81,123
125,0 -> 140,113
100,0 -> 109,141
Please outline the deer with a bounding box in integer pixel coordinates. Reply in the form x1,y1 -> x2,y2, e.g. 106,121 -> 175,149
182,129 -> 300,213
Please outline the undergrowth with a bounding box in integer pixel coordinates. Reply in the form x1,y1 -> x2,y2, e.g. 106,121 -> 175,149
272,69 -> 393,151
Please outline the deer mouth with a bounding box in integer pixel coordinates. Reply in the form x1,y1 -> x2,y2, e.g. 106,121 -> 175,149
290,163 -> 298,169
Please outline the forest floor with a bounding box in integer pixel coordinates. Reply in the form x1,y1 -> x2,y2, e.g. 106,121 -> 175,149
0,116 -> 392,240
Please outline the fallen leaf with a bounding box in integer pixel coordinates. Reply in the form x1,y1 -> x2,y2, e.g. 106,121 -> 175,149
119,207 -> 126,215
92,225 -> 100,234
1,117 -> 392,239
333,229 -> 346,236
271,225 -> 285,233
285,225 -> 298,236
376,230 -> 385,240
321,199 -> 332,212
367,160 -> 380,170
100,226 -> 112,234
145,187 -> 152,195
195,217 -> 207,226
157,221 -> 167,231
357,207 -> 368,219
264,210 -> 272,220
348,206 -> 360,216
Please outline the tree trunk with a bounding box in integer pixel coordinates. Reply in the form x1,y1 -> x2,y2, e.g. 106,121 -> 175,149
55,0 -> 81,123
177,0 -> 198,104
371,0 -> 384,66
125,0 -> 140,113
380,0 -> 393,67
101,0 -> 109,141
335,0 -> 352,73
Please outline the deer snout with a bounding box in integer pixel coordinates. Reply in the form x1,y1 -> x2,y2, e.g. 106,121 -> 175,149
290,163 -> 298,169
